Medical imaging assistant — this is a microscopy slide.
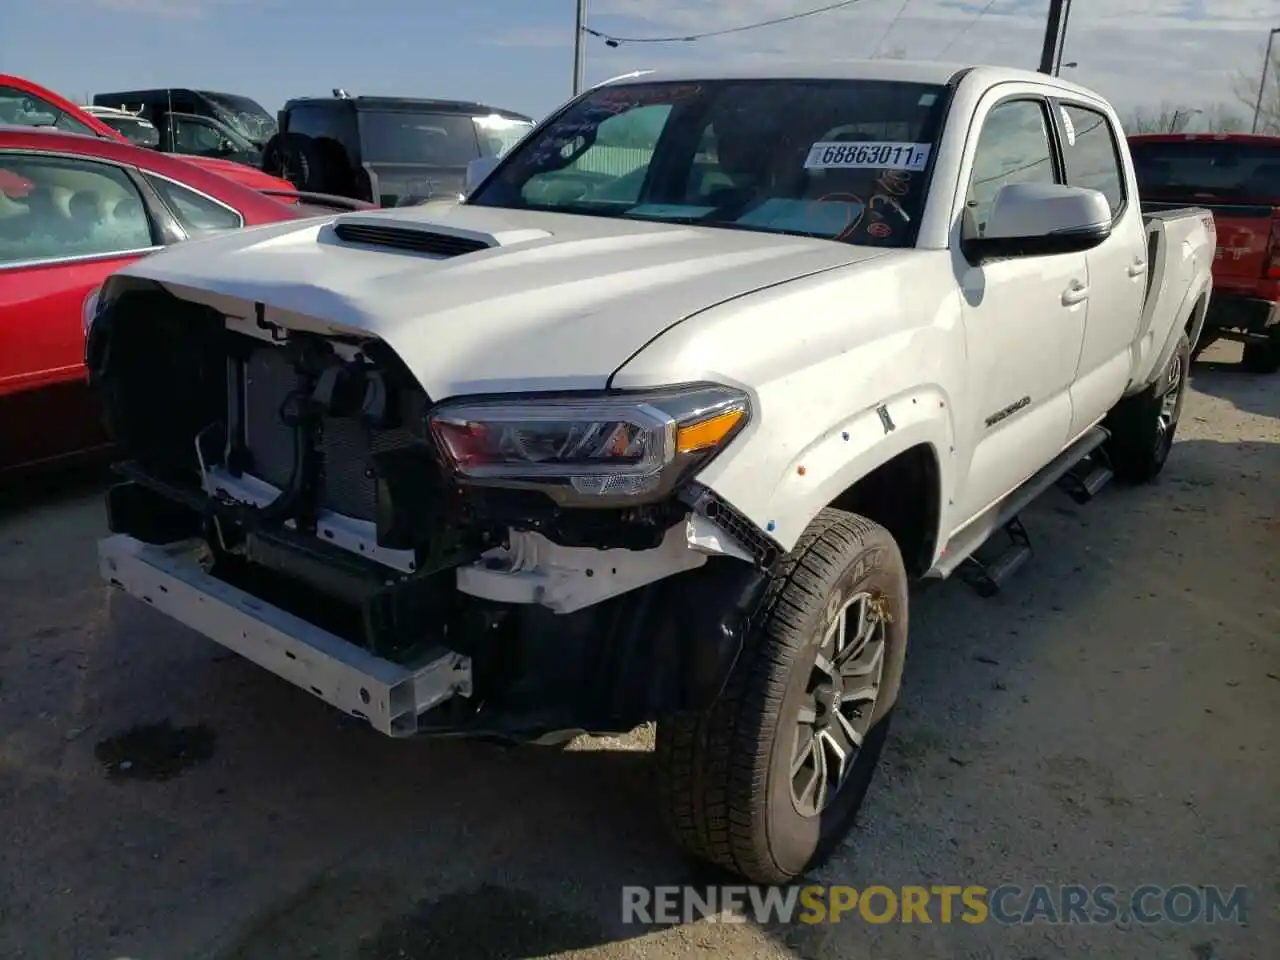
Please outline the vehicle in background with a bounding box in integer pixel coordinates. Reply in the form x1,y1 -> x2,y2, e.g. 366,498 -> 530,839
87,106 -> 261,169
150,111 -> 262,168
3,75 -> 296,194
81,105 -> 160,149
1129,132 -> 1280,372
0,126 -> 346,479
89,61 -> 1212,884
92,88 -> 277,154
262,91 -> 534,206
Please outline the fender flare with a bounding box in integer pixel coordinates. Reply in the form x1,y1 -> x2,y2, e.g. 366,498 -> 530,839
1148,279 -> 1210,387
729,386 -> 954,557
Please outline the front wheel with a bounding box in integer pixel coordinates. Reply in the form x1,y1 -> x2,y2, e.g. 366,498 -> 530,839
1104,331 -> 1190,484
655,509 -> 908,885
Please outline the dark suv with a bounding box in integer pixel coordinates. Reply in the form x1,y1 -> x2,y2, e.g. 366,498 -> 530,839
262,93 -> 534,207
92,89 -> 277,164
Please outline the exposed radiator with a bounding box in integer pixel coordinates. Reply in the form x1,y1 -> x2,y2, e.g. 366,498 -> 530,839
240,345 -> 424,521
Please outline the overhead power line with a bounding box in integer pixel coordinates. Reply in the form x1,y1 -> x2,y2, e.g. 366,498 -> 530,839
935,0 -> 1000,59
870,0 -> 913,58
583,0 -> 870,47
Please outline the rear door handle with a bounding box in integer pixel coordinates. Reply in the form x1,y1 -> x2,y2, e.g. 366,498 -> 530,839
1127,258 -> 1146,277
1062,281 -> 1089,306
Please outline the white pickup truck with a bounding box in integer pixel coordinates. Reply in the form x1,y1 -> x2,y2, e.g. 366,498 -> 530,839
86,60 -> 1213,884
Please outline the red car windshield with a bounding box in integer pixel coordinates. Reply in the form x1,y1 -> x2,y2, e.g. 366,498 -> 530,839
1131,140 -> 1280,203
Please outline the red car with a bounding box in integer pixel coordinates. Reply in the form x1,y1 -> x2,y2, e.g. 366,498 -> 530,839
1129,133 -> 1280,372
0,73 -> 294,195
0,127 -> 358,477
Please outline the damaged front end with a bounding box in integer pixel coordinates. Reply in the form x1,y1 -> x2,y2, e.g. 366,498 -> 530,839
86,279 -> 780,740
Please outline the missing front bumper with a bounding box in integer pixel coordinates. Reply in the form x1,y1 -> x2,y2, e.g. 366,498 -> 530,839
98,533 -> 472,736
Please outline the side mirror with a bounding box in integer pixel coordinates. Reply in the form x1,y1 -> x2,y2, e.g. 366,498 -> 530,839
464,155 -> 500,195
963,182 -> 1112,262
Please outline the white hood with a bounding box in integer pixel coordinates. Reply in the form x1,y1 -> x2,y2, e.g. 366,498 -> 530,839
118,203 -> 890,398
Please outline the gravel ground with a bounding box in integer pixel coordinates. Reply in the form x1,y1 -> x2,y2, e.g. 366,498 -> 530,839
0,342 -> 1276,960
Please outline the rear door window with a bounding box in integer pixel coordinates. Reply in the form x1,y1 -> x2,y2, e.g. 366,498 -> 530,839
1129,139 -> 1280,203
143,174 -> 243,236
0,154 -> 154,264
285,103 -> 342,140
1056,104 -> 1125,216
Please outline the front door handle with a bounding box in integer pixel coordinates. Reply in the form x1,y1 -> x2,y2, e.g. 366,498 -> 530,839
1127,258 -> 1146,277
1062,281 -> 1090,306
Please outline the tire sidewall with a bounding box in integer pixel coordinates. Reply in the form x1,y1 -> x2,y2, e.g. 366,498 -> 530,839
763,527 -> 908,879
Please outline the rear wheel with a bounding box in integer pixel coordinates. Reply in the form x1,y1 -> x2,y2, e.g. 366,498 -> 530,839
655,509 -> 908,884
1104,331 -> 1189,484
1241,329 -> 1280,374
262,132 -> 347,195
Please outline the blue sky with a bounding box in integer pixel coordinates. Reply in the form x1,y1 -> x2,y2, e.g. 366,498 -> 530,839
1,0 -> 1275,125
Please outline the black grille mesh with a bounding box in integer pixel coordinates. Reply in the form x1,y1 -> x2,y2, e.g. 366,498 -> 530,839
332,222 -> 489,257
241,346 -> 424,522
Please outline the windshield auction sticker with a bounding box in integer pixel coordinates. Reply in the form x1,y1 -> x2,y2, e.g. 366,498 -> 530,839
804,142 -> 932,172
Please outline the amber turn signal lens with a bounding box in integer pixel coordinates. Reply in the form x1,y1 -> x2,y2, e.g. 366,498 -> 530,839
676,407 -> 745,454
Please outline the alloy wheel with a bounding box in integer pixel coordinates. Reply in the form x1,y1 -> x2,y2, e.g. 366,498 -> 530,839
789,591 -> 889,818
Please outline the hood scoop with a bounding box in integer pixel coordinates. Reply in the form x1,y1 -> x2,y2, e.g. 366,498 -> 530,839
329,213 -> 552,259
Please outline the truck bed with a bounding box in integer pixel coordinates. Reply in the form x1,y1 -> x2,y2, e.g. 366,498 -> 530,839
1134,206 -> 1215,380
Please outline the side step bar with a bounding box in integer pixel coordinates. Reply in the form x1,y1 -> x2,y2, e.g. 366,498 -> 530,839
1057,444 -> 1115,505
930,426 -> 1110,591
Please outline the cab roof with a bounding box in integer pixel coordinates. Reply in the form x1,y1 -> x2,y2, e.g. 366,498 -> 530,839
595,59 -> 1106,102
281,95 -> 533,122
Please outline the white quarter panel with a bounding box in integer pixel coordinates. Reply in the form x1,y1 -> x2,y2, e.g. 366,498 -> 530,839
612,250 -> 965,555
1127,214 -> 1214,390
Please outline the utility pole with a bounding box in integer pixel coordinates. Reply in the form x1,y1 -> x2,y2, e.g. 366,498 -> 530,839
1251,26 -> 1279,133
1052,0 -> 1072,75
573,0 -> 587,96
1038,0 -> 1070,76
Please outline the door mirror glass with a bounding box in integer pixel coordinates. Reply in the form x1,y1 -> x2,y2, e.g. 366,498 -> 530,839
965,182 -> 1112,261
464,155 -> 499,195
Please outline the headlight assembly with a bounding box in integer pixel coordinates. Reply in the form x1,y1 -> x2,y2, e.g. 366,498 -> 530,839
427,384 -> 750,505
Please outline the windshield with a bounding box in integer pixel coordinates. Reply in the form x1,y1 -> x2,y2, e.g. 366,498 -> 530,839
204,92 -> 276,146
1131,139 -> 1280,202
358,110 -> 484,165
99,115 -> 160,149
467,79 -> 948,247
474,114 -> 535,158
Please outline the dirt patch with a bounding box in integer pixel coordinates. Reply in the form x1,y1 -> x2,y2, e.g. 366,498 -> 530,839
216,874 -> 610,960
359,885 -> 608,960
94,720 -> 217,781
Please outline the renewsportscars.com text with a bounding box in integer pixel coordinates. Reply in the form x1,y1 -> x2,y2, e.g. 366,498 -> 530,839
622,884 -> 1249,926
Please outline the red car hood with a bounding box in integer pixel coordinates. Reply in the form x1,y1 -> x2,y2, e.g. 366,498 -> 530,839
182,155 -> 295,193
